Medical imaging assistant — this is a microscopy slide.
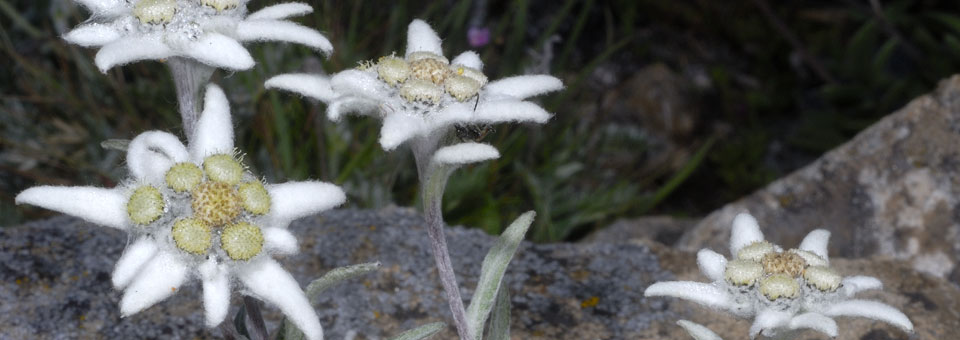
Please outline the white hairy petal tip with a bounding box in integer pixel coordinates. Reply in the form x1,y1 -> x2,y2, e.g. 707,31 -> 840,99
236,20 -> 333,55
405,19 -> 443,57
63,24 -> 120,47
676,320 -> 723,340
824,300 -> 913,332
119,252 -> 188,317
798,229 -> 831,262
184,33 -> 255,70
199,258 -> 231,328
379,112 -> 425,150
330,69 -> 387,101
191,84 -> 234,160
75,0 -> 125,15
127,131 -> 189,183
750,309 -> 791,339
94,37 -> 173,73
484,75 -> 563,100
789,312 -> 838,337
246,2 -> 313,20
730,212 -> 764,256
451,51 -> 483,70
265,73 -> 336,103
840,276 -> 883,297
112,238 -> 159,289
239,258 -> 324,340
696,249 -> 727,282
267,181 -> 345,226
474,100 -> 552,124
263,227 -> 299,255
644,281 -> 731,310
16,186 -> 128,229
433,142 -> 500,166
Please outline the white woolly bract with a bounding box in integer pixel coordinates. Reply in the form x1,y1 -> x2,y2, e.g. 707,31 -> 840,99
127,131 -> 189,183
788,312 -> 838,337
95,37 -> 173,73
798,229 -> 831,263
840,276 -> 883,297
265,73 -> 336,103
119,252 -> 189,317
181,33 -> 255,71
379,112 -> 423,151
267,181 -> 346,227
246,2 -> 313,20
199,258 -> 231,328
484,75 -> 563,100
74,0 -> 125,15
451,51 -> 483,70
474,100 -> 552,124
236,20 -> 333,55
432,142 -> 500,166
263,227 -> 299,255
191,84 -> 234,161
676,320 -> 723,340
111,238 -> 159,289
330,70 -> 387,102
15,186 -> 128,230
729,212 -> 764,257
696,249 -> 727,282
63,24 -> 120,47
823,300 -> 913,332
238,258 -> 324,340
644,281 -> 731,310
749,309 -> 791,339
405,19 -> 443,57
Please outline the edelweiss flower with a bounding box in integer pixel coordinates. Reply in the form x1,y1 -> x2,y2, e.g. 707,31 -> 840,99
64,0 -> 332,72
644,213 -> 913,339
265,19 -> 563,153
16,84 -> 343,340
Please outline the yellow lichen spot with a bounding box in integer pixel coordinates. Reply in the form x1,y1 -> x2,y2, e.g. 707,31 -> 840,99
803,265 -> 842,291
409,58 -> 450,85
580,296 -> 599,308
238,181 -> 271,215
737,240 -> 775,262
203,154 -> 243,185
377,56 -> 410,86
789,249 -> 828,267
172,218 -> 212,255
221,222 -> 264,261
191,182 -> 242,226
127,186 -> 164,225
165,162 -> 203,192
724,259 -> 763,286
201,0 -> 238,12
133,0 -> 177,24
399,79 -> 444,103
444,75 -> 481,101
761,251 -> 807,277
759,273 -> 800,300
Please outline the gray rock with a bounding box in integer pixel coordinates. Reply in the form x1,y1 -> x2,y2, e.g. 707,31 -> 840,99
0,207 -> 675,339
677,75 -> 960,280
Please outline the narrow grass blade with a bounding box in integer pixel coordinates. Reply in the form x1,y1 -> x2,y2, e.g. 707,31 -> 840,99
466,211 -> 535,340
388,322 -> 446,340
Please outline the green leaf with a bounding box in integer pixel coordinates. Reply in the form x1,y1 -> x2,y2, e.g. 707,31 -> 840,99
466,211 -> 535,340
388,322 -> 446,340
485,285 -> 511,340
100,139 -> 130,151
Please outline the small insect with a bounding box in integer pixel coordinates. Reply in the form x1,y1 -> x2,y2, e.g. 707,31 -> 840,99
455,124 -> 493,142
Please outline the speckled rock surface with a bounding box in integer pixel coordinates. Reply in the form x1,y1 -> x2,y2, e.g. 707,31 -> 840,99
677,75 -> 960,281
641,239 -> 960,340
1,207 -> 676,339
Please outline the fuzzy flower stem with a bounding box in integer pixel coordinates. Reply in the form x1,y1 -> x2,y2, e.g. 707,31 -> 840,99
168,57 -> 214,143
414,135 -> 474,340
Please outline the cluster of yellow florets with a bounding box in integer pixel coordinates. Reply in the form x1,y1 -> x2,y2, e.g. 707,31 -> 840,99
200,0 -> 239,12
723,240 -> 843,301
372,51 -> 488,103
124,153 -> 271,261
133,0 -> 178,24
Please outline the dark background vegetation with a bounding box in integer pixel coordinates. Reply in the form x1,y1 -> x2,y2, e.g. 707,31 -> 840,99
2,0 -> 960,242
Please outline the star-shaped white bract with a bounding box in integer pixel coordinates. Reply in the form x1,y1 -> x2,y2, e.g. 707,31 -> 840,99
64,0 -> 332,72
265,19 -> 563,161
16,84 -> 343,340
644,213 -> 913,339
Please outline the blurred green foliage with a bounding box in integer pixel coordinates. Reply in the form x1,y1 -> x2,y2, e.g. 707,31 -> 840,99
2,0 -> 960,242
